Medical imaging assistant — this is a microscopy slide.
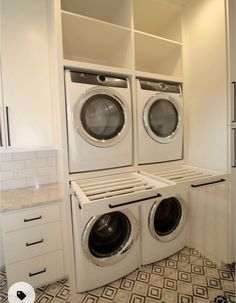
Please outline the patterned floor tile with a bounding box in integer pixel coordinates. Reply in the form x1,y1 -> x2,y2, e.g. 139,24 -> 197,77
0,247 -> 235,303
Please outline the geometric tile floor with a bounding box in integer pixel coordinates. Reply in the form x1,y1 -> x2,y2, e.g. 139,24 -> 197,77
0,247 -> 235,303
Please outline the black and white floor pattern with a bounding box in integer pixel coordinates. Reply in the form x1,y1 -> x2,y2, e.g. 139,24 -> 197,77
0,247 -> 235,303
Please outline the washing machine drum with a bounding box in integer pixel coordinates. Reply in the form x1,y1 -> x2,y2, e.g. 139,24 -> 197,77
149,196 -> 187,242
82,210 -> 139,266
143,94 -> 181,143
73,88 -> 129,147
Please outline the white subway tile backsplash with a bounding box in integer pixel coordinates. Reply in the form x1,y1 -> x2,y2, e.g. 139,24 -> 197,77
0,171 -> 14,181
24,158 -> 47,168
0,149 -> 58,191
26,176 -> 49,187
36,150 -> 57,159
1,179 -> 26,190
0,153 -> 13,162
14,168 -> 36,179
13,151 -> 35,161
47,157 -> 57,166
48,174 -> 58,183
38,166 -> 57,176
0,161 -> 25,171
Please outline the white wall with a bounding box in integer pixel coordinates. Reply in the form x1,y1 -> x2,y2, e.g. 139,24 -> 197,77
183,0 -> 228,172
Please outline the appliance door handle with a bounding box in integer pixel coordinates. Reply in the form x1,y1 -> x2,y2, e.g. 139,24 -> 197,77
232,128 -> 236,168
191,178 -> 226,188
5,106 -> 11,146
109,193 -> 162,208
233,81 -> 236,123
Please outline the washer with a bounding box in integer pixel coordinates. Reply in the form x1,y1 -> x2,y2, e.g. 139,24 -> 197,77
136,79 -> 183,164
140,184 -> 189,265
65,70 -> 132,173
70,172 -> 166,292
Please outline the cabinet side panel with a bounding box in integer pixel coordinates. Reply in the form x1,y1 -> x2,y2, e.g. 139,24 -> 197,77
183,0 -> 228,171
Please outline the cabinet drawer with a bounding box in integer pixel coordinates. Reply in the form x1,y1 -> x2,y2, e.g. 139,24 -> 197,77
6,250 -> 64,288
4,221 -> 62,264
2,203 -> 60,232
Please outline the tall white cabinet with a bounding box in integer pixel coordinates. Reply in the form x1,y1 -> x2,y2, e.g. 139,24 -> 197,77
0,0 -> 54,149
228,0 -> 236,263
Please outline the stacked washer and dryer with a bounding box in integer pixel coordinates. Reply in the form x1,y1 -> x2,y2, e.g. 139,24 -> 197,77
64,70 -> 189,292
136,78 -> 189,265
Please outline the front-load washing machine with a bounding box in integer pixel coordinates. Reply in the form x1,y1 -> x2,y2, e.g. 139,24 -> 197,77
70,172 -> 167,292
65,70 -> 132,173
140,184 -> 189,265
136,79 -> 183,164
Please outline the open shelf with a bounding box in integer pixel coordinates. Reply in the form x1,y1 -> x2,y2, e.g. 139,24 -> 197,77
133,0 -> 181,42
134,31 -> 182,77
61,0 -> 131,28
62,12 -> 133,69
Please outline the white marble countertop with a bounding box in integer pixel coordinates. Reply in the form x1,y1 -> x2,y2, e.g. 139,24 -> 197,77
0,183 -> 63,213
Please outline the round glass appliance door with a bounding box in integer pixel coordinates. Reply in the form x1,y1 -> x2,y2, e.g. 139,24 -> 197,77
73,88 -> 129,147
149,197 -> 186,242
143,94 -> 181,143
82,210 -> 139,266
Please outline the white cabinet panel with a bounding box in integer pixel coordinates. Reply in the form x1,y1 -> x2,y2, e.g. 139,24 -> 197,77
2,203 -> 60,232
4,221 -> 62,264
189,182 -> 229,264
228,0 -> 236,81
1,0 -> 54,148
6,250 -> 64,288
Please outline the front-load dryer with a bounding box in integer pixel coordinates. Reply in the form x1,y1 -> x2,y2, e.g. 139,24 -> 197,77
65,70 -> 133,173
136,79 -> 183,164
140,184 -> 189,265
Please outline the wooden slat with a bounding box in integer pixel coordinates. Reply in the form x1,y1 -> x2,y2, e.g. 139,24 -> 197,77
85,180 -> 145,195
80,176 -> 136,189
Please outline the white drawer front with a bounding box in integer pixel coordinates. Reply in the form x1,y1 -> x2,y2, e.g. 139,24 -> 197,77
4,221 -> 62,264
2,203 -> 60,232
6,250 -> 64,288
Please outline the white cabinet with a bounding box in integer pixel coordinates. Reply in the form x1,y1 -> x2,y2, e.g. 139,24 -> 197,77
0,0 -> 54,149
2,203 -> 65,287
189,182 -> 229,264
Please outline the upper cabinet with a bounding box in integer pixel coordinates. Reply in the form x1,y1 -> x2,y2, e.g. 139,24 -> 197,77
0,0 -> 54,149
60,0 -> 183,80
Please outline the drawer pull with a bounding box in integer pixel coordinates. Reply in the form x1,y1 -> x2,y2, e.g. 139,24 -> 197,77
26,238 -> 44,247
191,178 -> 225,188
24,215 -> 42,222
29,267 -> 46,277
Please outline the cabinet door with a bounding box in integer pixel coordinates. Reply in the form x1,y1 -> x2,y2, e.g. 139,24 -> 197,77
229,0 -> 236,81
1,0 -> 53,148
189,182 -> 229,265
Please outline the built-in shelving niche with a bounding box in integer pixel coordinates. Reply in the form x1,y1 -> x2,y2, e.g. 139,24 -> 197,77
61,12 -> 133,69
133,0 -> 182,77
133,0 -> 182,42
61,0 -> 131,28
134,31 -> 182,77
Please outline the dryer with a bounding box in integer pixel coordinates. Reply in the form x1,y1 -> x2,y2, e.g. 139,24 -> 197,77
70,172 -> 167,292
136,79 -> 183,164
140,184 -> 189,265
65,70 -> 133,173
